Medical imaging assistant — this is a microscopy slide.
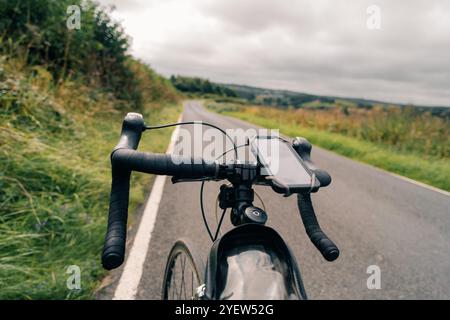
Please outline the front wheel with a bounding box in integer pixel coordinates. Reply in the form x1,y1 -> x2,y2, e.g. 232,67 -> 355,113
162,239 -> 205,300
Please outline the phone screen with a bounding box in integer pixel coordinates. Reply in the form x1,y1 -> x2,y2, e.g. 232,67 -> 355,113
251,136 -> 313,189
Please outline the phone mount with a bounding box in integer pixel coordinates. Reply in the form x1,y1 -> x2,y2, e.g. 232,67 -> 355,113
248,135 -> 325,196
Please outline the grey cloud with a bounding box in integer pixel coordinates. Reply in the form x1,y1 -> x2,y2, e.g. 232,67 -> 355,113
99,0 -> 450,106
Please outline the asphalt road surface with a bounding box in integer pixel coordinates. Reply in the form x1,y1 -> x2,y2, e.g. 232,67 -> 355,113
100,100 -> 450,300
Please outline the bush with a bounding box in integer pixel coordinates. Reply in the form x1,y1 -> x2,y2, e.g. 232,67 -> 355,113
0,0 -> 179,109
170,75 -> 237,97
0,0 -> 181,299
0,56 -> 181,299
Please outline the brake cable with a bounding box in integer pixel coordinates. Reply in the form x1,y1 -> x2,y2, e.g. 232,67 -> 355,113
213,207 -> 227,241
146,120 -> 255,242
200,143 -> 249,242
200,181 -> 214,241
146,119 -> 244,242
145,121 -> 238,158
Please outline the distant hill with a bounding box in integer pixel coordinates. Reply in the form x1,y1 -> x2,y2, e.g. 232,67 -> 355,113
223,84 -> 376,106
220,84 -> 450,117
170,75 -> 449,117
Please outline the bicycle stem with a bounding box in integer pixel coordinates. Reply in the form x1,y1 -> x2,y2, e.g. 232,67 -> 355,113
217,162 -> 268,226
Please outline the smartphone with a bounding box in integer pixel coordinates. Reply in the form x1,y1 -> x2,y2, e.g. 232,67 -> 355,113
250,135 -> 319,195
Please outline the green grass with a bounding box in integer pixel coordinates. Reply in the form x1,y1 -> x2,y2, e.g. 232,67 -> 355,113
0,58 -> 181,299
211,107 -> 450,192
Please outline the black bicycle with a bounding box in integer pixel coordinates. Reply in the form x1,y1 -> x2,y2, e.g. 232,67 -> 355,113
101,112 -> 339,300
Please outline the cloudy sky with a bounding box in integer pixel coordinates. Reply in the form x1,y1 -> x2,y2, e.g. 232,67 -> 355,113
97,0 -> 450,106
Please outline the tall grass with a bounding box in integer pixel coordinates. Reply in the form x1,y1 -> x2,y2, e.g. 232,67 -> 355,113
208,102 -> 450,191
0,57 -> 181,299
231,105 -> 449,159
0,0 -> 182,299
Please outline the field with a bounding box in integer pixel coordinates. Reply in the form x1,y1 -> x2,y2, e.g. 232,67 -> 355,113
208,102 -> 450,191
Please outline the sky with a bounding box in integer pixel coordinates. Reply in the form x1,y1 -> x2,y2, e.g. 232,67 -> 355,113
96,0 -> 450,106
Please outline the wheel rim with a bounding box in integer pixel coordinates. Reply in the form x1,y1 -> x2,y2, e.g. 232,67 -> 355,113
165,251 -> 201,300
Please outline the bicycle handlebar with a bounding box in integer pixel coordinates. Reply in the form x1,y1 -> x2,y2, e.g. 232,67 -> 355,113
102,113 -> 143,270
293,137 -> 339,262
112,149 -> 218,177
102,113 -> 219,270
297,190 -> 339,262
102,113 -> 339,270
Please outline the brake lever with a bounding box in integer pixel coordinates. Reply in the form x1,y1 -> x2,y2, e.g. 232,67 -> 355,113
292,137 -> 331,187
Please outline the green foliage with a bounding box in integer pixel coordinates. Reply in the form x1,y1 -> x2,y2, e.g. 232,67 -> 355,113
0,0 -> 181,299
170,75 -> 237,97
0,0 -> 179,109
0,57 -> 181,298
130,60 -> 180,105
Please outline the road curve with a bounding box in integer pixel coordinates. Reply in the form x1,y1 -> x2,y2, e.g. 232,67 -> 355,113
100,100 -> 450,300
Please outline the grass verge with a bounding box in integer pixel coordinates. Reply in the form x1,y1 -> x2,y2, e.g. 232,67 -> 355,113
0,58 -> 181,299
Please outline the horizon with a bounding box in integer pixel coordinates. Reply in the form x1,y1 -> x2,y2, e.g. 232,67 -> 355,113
171,74 -> 450,108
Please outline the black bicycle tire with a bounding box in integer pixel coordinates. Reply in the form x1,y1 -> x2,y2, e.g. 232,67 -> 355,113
161,239 -> 206,300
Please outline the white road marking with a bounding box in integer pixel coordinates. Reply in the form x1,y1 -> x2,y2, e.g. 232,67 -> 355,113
113,114 -> 182,300
387,171 -> 449,197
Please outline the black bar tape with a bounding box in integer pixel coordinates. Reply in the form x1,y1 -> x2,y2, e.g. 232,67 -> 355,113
102,150 -> 218,269
102,113 -> 144,270
297,193 -> 339,262
112,149 -> 218,178
102,168 -> 131,270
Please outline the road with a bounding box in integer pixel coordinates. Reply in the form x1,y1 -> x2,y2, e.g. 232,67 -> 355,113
99,100 -> 450,300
